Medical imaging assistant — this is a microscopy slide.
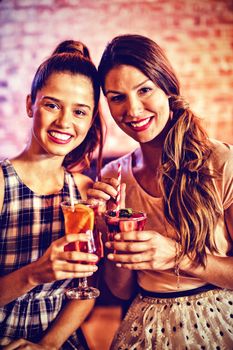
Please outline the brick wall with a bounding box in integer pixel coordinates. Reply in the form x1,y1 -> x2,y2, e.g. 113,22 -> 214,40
0,0 -> 232,159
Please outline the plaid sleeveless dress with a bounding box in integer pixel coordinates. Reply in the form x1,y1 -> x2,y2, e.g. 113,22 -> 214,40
0,159 -> 88,349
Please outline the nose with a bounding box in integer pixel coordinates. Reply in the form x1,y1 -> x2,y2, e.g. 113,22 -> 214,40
125,95 -> 143,118
54,109 -> 72,128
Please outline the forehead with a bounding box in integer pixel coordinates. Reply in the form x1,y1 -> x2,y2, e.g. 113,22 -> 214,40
105,65 -> 149,90
38,72 -> 94,105
44,72 -> 93,92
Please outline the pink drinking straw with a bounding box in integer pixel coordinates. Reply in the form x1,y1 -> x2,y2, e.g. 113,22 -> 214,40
115,163 -> 122,214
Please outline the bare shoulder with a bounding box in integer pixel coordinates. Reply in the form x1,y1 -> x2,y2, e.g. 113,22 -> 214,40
0,165 -> 5,213
72,172 -> 93,199
209,139 -> 233,166
101,151 -> 134,178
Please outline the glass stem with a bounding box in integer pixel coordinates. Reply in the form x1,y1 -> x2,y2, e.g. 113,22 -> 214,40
78,277 -> 88,289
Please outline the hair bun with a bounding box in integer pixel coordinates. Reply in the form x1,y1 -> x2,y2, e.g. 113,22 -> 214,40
52,40 -> 91,59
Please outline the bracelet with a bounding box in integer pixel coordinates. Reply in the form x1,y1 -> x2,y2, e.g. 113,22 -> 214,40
174,242 -> 181,289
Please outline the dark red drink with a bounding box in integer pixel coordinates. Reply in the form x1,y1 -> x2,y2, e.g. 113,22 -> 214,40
105,208 -> 147,241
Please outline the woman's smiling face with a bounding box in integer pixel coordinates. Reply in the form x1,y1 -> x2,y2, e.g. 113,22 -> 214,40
27,72 -> 94,158
104,65 -> 170,144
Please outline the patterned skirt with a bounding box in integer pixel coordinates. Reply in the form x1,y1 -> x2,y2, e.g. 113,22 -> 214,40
110,285 -> 233,350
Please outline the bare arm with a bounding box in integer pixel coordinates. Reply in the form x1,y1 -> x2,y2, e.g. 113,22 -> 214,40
3,299 -> 95,350
0,234 -> 98,307
179,202 -> 233,289
39,299 -> 95,349
180,254 -> 233,289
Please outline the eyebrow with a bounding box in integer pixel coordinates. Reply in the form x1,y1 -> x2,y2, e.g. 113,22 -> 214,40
42,96 -> 91,110
106,79 -> 150,95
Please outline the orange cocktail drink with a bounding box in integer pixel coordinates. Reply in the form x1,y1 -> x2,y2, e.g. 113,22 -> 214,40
61,200 -> 104,261
61,201 -> 94,255
61,199 -> 104,299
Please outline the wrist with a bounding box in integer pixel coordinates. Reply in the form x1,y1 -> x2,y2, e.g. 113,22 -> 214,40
39,329 -> 65,350
23,261 -> 39,288
38,340 -> 58,350
179,253 -> 193,272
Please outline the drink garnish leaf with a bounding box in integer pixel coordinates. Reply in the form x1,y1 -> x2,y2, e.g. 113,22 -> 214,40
119,208 -> 133,218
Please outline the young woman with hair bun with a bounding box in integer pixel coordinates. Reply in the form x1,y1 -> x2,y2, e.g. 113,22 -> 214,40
88,34 -> 233,349
0,40 -> 104,349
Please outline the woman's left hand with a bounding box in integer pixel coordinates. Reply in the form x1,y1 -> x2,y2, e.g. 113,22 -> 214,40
2,339 -> 56,350
106,230 -> 177,271
87,177 -> 126,211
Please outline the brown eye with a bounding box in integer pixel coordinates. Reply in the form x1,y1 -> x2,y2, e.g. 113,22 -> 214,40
139,87 -> 152,95
109,95 -> 125,103
44,102 -> 59,110
74,109 -> 86,117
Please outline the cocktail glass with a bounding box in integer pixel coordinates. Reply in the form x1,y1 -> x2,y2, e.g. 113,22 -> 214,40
61,199 -> 105,299
105,209 -> 147,243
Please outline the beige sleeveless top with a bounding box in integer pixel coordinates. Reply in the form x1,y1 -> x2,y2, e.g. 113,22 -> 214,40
102,139 -> 233,292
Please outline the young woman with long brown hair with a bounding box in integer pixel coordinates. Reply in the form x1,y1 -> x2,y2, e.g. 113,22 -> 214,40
88,34 -> 233,349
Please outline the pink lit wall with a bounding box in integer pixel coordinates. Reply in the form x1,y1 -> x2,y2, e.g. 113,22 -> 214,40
0,0 -> 232,160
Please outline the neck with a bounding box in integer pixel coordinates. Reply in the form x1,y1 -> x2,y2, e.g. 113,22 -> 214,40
13,148 -> 65,172
10,151 -> 66,195
132,143 -> 163,198
137,120 -> 170,171
139,142 -> 162,172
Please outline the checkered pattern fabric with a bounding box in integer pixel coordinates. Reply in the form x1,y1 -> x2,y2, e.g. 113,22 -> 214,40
0,159 -> 87,349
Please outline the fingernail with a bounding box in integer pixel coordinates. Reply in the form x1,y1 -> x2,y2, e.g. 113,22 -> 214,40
115,234 -> 120,240
116,263 -> 122,268
107,254 -> 114,260
105,242 -> 111,248
91,256 -> 98,261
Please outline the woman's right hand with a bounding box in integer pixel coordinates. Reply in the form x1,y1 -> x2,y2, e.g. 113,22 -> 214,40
28,234 -> 99,286
105,230 -> 177,272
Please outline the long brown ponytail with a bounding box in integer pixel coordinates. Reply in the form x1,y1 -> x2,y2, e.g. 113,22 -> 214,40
162,96 -> 221,265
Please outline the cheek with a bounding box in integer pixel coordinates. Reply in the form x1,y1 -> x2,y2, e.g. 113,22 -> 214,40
114,119 -> 123,130
108,102 -> 121,118
153,98 -> 170,119
74,118 -> 93,135
160,103 -> 169,118
107,109 -> 124,129
32,113 -> 43,131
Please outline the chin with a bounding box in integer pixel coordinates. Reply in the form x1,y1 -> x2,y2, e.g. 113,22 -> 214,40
134,133 -> 159,144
